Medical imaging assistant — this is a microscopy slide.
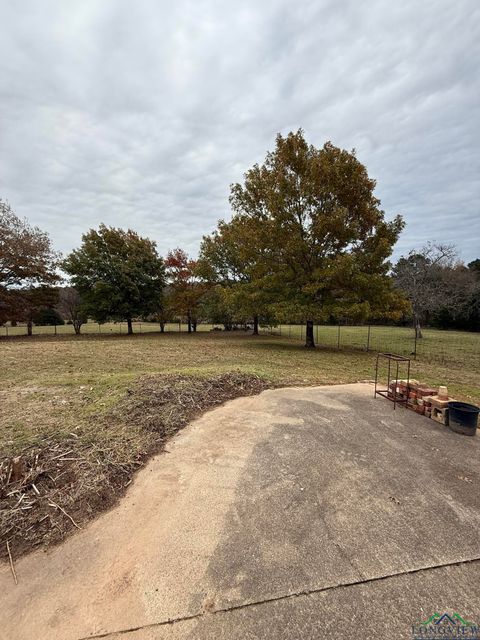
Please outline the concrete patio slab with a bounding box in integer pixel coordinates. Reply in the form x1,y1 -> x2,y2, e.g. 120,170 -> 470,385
107,562 -> 480,640
1,384 -> 479,640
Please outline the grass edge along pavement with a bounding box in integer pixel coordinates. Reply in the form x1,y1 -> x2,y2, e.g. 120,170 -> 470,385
1,331 -> 479,562
0,372 -> 271,561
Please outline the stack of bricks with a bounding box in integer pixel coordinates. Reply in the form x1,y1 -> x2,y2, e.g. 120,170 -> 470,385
387,379 -> 418,403
387,380 -> 454,425
423,395 -> 454,425
411,383 -> 438,416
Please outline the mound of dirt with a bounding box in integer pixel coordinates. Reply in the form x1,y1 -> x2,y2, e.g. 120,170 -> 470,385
0,373 -> 270,561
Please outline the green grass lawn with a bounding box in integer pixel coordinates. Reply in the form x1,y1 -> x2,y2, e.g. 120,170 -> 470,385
5,322 -> 477,371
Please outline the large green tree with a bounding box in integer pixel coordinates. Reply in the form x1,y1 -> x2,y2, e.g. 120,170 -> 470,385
228,130 -> 404,347
63,224 -> 165,334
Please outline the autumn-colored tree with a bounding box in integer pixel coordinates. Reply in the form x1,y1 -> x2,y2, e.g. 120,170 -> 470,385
0,200 -> 59,324
229,130 -> 405,347
198,215 -> 270,334
63,225 -> 165,334
165,248 -> 206,333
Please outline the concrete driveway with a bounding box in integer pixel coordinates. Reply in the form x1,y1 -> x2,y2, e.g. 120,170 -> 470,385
1,383 -> 480,640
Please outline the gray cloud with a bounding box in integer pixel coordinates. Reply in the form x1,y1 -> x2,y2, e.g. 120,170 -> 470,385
1,0 -> 479,263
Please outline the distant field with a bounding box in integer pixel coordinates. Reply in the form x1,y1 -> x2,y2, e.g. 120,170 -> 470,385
3,321 -> 479,367
3,321 -> 479,369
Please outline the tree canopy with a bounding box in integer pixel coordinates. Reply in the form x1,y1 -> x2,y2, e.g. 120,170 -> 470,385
205,130 -> 405,346
63,224 -> 165,334
198,215 -> 271,333
165,248 -> 206,332
0,200 -> 59,323
0,200 -> 59,290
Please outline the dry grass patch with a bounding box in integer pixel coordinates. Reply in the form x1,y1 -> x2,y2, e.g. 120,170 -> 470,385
0,372 -> 270,560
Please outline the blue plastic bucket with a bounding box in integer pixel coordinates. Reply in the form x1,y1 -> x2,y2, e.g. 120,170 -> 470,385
448,401 -> 480,436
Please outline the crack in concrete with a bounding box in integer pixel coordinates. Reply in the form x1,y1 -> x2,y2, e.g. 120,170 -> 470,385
78,555 -> 480,639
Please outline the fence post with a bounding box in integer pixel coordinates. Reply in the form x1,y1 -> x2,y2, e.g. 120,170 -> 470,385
54,323 -> 57,336
366,325 -> 371,352
337,323 -> 341,349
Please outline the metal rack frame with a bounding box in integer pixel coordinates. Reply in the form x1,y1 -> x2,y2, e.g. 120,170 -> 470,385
374,352 -> 411,410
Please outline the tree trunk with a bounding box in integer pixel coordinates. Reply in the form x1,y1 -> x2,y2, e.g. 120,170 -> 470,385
187,310 -> 192,334
160,322 -> 165,333
127,318 -> 133,335
192,320 -> 197,332
253,315 -> 259,335
73,321 -> 81,335
27,320 -> 32,336
305,320 -> 315,348
414,317 -> 423,339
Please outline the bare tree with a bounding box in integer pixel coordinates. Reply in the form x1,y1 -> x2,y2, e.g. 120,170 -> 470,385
57,287 -> 87,335
393,243 -> 474,337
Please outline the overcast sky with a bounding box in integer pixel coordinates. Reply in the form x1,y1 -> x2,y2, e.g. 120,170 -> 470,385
1,0 -> 479,264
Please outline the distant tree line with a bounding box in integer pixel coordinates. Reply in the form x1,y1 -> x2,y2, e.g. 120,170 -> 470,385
1,131 -> 478,344
393,244 -> 480,335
